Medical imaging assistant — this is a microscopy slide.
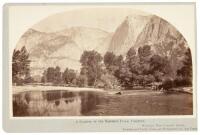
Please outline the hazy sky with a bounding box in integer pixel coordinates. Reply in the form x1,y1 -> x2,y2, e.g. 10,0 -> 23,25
32,8 -> 150,33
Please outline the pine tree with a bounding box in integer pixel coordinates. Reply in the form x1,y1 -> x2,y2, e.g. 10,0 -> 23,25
12,46 -> 30,85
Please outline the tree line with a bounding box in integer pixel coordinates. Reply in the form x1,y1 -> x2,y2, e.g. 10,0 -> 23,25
12,45 -> 192,90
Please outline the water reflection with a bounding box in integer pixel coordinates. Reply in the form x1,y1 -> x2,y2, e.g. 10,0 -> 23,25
13,90 -> 103,116
13,90 -> 193,116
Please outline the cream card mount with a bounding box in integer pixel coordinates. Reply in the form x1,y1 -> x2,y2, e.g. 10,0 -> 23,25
2,2 -> 197,132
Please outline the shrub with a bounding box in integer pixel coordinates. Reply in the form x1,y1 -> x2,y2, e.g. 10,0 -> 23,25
161,78 -> 174,90
174,77 -> 192,87
98,73 -> 121,90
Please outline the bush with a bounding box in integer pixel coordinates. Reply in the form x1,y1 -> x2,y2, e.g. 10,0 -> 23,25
161,78 -> 174,90
98,73 -> 121,90
174,77 -> 192,87
13,77 -> 24,85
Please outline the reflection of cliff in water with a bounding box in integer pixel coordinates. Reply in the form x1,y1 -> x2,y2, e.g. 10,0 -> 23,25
13,90 -> 103,116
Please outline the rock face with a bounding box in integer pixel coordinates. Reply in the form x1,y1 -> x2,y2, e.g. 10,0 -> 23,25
55,27 -> 112,54
109,15 -> 151,55
134,15 -> 188,77
134,15 -> 188,56
15,14 -> 190,80
16,27 -> 112,76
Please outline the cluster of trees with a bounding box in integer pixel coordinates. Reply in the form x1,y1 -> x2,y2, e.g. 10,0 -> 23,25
13,45 -> 192,90
12,47 -> 33,85
40,50 -> 121,89
176,48 -> 193,86
105,45 -> 172,88
80,51 -> 103,86
111,46 -> 192,89
48,45 -> 192,89
41,66 -> 62,84
41,67 -> 77,86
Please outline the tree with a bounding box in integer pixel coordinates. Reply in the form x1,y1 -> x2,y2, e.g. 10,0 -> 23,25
137,45 -> 152,75
45,66 -> 62,84
177,48 -> 192,86
127,47 -> 136,59
54,66 -> 62,84
143,74 -> 155,87
62,68 -> 77,85
115,62 -> 132,88
80,50 -> 103,86
12,46 -> 31,85
126,47 -> 137,72
46,67 -> 55,83
104,52 -> 116,73
77,74 -> 88,87
104,52 -> 116,66
138,45 -> 152,61
150,55 -> 165,72
125,47 -> 141,85
117,45 -> 168,88
98,72 -> 121,90
149,54 -> 170,81
41,70 -> 47,83
24,72 -> 34,83
104,52 -> 123,74
115,55 -> 123,66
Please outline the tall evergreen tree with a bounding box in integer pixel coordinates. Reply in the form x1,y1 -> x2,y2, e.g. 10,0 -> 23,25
12,46 -> 30,84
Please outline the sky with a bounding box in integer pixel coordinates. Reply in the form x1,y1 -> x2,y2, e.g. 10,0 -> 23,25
32,7 -> 150,33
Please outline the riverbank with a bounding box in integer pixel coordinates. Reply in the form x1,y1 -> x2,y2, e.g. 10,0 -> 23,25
12,85 -> 105,94
12,85 -> 192,95
170,87 -> 193,94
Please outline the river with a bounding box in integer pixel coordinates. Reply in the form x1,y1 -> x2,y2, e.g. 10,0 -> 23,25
13,90 -> 193,116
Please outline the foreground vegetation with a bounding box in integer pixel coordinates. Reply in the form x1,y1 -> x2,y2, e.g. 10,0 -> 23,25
12,45 -> 192,91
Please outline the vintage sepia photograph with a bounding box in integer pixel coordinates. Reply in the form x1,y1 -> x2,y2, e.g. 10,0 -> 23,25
11,5 -> 193,117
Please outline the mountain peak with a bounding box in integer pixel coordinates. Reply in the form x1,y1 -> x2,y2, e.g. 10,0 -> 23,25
17,26 -> 113,76
134,14 -> 185,49
22,28 -> 40,37
109,14 -> 151,55
125,14 -> 150,21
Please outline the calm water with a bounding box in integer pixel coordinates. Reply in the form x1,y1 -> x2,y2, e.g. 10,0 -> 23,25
13,90 -> 193,116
